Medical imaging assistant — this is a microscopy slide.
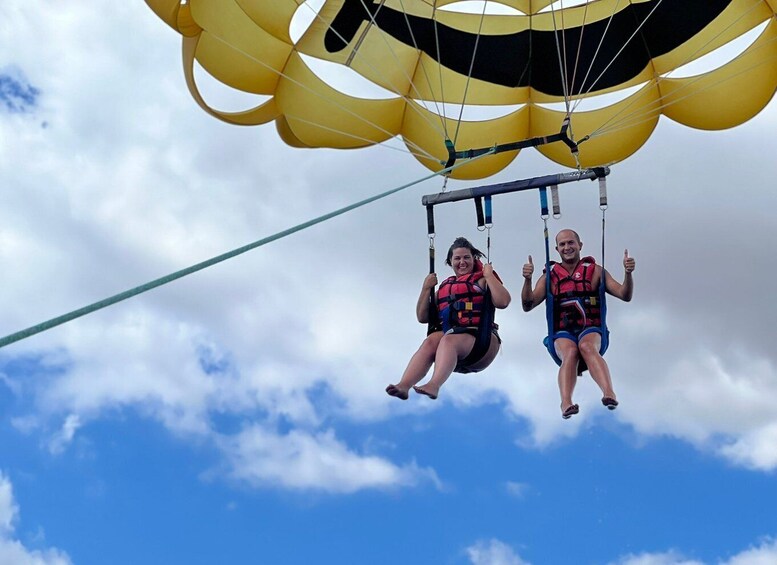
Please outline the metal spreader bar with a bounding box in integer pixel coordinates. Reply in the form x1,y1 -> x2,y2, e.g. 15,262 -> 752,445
421,167 -> 609,207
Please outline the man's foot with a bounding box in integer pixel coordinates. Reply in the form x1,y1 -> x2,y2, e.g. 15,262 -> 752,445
385,384 -> 409,400
562,404 -> 579,419
602,397 -> 619,410
413,385 -> 438,400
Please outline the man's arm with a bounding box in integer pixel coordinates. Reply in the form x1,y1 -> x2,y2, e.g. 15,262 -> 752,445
521,255 -> 547,311
604,249 -> 635,302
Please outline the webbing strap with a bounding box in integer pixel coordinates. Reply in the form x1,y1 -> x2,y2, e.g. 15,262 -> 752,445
539,186 -> 550,219
484,195 -> 492,225
599,176 -> 608,209
474,197 -> 485,228
475,195 -> 493,230
426,204 -> 436,275
550,185 -> 561,217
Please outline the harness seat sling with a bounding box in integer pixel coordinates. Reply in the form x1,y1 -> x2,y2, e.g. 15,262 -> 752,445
425,206 -> 498,374
542,260 -> 609,374
427,264 -> 499,374
539,185 -> 609,375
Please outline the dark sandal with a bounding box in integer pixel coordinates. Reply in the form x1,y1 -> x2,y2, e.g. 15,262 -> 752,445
562,404 -> 580,419
602,397 -> 619,410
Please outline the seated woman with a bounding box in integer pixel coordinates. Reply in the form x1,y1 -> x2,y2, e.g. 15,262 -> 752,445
386,237 -> 511,400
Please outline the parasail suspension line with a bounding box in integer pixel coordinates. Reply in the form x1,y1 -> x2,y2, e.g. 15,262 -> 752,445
0,153 -> 494,350
345,0 -> 388,66
451,0 -> 490,148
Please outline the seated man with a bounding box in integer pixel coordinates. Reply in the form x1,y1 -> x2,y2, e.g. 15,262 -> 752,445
521,229 -> 635,419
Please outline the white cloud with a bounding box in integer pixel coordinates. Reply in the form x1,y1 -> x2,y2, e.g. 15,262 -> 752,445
611,551 -> 703,565
217,424 -> 441,493
0,372 -> 21,396
46,413 -> 81,455
0,472 -> 72,565
717,423 -> 777,471
466,539 -> 530,565
609,539 -> 777,565
504,481 -> 530,498
0,541 -> 71,565
722,538 -> 777,565
0,475 -> 18,535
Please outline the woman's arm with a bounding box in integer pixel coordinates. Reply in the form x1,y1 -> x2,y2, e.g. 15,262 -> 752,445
415,273 -> 438,322
482,263 -> 512,309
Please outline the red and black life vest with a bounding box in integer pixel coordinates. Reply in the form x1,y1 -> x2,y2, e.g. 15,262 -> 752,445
548,256 -> 602,332
436,271 -> 487,333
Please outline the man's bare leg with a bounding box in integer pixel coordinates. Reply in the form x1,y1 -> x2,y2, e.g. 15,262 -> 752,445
578,332 -> 617,406
555,338 -> 581,417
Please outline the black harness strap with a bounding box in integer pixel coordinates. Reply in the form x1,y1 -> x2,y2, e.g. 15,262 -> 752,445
426,205 -> 441,335
454,288 -> 497,374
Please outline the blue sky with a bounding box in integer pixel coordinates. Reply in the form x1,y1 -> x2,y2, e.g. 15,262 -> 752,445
1,2 -> 777,564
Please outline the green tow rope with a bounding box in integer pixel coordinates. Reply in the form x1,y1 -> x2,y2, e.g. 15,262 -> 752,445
0,156 -> 492,350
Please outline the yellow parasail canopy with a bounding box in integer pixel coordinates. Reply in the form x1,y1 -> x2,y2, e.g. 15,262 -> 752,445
145,0 -> 777,179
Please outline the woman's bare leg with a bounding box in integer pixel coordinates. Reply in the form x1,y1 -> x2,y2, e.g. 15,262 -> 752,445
413,333 -> 475,399
386,332 -> 443,400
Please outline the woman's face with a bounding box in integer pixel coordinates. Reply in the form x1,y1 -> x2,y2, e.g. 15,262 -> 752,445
450,247 -> 475,276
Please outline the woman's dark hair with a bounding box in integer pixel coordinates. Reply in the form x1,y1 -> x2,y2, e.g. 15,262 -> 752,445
445,237 -> 484,266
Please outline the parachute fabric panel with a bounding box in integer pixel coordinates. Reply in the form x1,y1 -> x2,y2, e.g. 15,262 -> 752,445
650,0 -> 773,73
403,102 -> 528,179
182,36 -> 281,126
147,0 -> 777,177
276,52 -> 405,148
145,0 -> 193,33
235,0 -> 301,44
659,19 -> 777,130
189,0 -> 291,95
533,86 -> 662,168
